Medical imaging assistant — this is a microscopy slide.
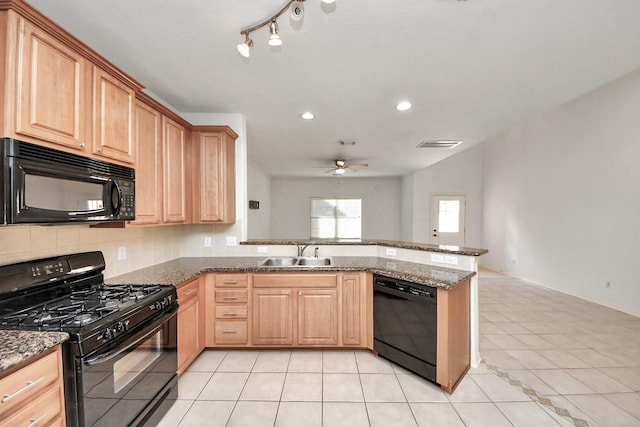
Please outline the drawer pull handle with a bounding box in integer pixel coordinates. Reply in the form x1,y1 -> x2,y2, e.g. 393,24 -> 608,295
223,329 -> 238,333
183,289 -> 196,296
2,376 -> 45,403
223,280 -> 238,284
27,412 -> 48,427
222,296 -> 238,300
223,312 -> 238,316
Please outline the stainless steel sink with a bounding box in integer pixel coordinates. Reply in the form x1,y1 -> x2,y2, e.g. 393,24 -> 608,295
296,257 -> 333,266
259,257 -> 298,267
258,257 -> 333,267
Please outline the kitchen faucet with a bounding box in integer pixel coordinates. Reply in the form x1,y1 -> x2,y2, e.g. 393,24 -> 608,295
296,243 -> 314,257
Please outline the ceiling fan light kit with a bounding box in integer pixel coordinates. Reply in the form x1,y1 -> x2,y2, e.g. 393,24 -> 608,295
317,159 -> 368,175
237,0 -> 335,57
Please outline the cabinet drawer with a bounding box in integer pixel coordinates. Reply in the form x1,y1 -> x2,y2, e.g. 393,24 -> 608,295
253,273 -> 337,288
2,384 -> 63,427
215,290 -> 248,303
215,305 -> 248,319
0,349 -> 60,417
215,321 -> 248,344
177,279 -> 199,303
215,274 -> 248,288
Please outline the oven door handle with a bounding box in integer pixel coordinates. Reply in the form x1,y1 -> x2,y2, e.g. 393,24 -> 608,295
84,309 -> 176,366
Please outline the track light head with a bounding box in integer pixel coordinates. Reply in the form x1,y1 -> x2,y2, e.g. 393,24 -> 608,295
237,33 -> 253,57
268,20 -> 282,46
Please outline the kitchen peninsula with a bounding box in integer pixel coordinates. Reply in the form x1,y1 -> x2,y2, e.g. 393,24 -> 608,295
108,239 -> 487,392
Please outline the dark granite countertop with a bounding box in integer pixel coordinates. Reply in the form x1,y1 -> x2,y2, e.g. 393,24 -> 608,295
107,256 -> 475,290
0,331 -> 69,373
240,239 -> 488,257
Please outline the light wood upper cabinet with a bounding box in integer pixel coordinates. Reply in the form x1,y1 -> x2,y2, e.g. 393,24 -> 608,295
132,100 -> 162,225
92,67 -> 135,164
13,15 -> 91,153
193,127 -> 238,224
163,116 -> 187,223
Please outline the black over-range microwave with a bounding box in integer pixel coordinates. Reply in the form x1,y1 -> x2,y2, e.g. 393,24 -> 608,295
0,138 -> 135,225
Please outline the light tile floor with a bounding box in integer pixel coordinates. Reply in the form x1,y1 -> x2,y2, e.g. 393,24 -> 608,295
158,269 -> 640,426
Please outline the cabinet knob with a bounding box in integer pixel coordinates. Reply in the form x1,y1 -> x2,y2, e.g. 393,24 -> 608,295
96,147 -> 103,152
79,143 -> 86,148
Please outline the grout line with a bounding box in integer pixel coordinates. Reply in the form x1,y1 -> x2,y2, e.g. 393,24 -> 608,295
482,361 -> 591,427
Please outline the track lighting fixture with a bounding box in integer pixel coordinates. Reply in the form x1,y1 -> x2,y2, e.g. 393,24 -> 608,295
268,20 -> 282,46
236,34 -> 253,57
237,0 -> 335,57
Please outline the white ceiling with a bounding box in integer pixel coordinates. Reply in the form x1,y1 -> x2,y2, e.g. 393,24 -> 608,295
26,0 -> 640,178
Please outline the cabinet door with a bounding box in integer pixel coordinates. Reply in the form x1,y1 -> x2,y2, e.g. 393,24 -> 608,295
92,67 -> 135,164
252,289 -> 293,345
177,279 -> 201,375
196,131 -> 236,223
342,273 -> 364,346
132,101 -> 162,225
162,116 -> 187,223
15,17 -> 91,152
297,289 -> 338,345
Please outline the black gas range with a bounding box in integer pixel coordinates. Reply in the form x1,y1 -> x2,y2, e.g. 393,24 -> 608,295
0,251 -> 178,427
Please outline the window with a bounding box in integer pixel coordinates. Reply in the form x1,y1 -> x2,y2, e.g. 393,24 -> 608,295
310,198 -> 361,239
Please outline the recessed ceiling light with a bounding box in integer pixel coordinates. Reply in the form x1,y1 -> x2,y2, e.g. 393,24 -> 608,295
396,101 -> 412,111
301,112 -> 315,120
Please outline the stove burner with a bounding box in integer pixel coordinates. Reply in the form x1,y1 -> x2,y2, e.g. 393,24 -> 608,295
73,313 -> 94,325
0,278 -> 169,331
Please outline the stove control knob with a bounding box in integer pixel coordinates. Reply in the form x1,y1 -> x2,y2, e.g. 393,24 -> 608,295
103,328 -> 114,340
114,321 -> 129,332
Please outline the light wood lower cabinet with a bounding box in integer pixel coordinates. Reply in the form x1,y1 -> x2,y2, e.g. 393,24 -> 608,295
252,289 -> 294,345
206,273 -> 250,347
204,272 -> 371,349
252,273 -> 339,347
297,289 -> 338,345
0,345 -> 66,426
436,279 -> 471,393
177,277 -> 204,375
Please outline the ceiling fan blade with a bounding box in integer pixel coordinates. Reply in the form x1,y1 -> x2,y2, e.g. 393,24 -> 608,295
324,168 -> 336,174
348,163 -> 368,168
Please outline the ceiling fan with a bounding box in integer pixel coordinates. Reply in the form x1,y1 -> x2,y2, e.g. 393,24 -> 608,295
316,159 -> 369,175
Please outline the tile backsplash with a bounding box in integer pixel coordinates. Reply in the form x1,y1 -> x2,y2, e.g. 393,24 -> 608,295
0,221 -> 246,279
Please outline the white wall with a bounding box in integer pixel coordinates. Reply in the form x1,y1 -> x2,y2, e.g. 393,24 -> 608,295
400,174 -> 414,242
482,68 -> 640,315
247,162 -> 271,239
404,145 -> 484,248
270,177 -> 402,240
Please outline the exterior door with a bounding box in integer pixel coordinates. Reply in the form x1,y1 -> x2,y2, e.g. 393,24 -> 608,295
431,195 -> 466,246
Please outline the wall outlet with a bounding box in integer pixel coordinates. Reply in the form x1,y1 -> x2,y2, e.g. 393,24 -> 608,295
444,255 -> 459,265
257,246 -> 268,254
203,237 -> 212,247
431,253 -> 445,263
117,246 -> 127,261
386,248 -> 397,256
226,236 -> 237,247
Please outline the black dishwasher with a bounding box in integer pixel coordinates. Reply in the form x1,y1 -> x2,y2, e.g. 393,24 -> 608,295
373,274 -> 438,383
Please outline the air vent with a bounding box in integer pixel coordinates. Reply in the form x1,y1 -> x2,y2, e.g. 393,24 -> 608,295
417,140 -> 463,149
